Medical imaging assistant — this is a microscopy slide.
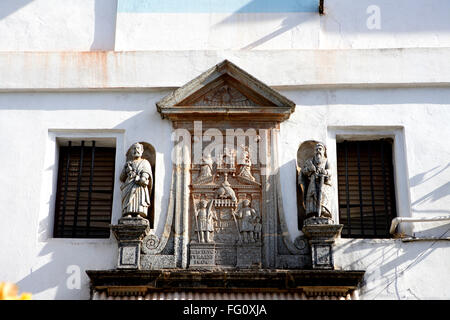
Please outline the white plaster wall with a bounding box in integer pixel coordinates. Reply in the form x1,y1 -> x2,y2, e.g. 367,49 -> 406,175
115,0 -> 450,50
0,0 -> 117,51
1,0 -> 449,51
0,86 -> 449,299
279,87 -> 450,240
0,91 -> 174,299
277,87 -> 450,299
0,0 -> 449,300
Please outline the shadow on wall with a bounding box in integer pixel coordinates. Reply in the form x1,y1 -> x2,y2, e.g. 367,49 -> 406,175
335,234 -> 450,299
410,163 -> 450,214
14,95 -> 172,299
18,213 -> 115,299
90,0 -> 118,51
213,0 -> 318,50
0,0 -> 34,20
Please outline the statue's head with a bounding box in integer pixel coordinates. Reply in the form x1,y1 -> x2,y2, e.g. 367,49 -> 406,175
314,143 -> 326,157
199,200 -> 208,208
130,143 -> 144,158
242,199 -> 251,207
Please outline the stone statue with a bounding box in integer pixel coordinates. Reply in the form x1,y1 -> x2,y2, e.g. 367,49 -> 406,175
120,142 -> 153,218
194,200 -> 216,243
237,146 -> 255,181
235,199 -> 258,243
298,142 -> 333,220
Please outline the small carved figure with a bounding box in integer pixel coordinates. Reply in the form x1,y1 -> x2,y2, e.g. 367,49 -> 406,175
215,173 -> 237,202
194,200 -> 216,243
253,216 -> 262,241
120,143 -> 153,218
223,147 -> 235,168
235,199 -> 258,243
237,146 -> 255,181
298,142 -> 333,220
197,153 -> 213,181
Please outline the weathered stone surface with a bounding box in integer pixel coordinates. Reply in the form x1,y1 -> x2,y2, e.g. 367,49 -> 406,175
236,243 -> 262,268
189,243 -> 216,268
86,269 -> 365,297
142,60 -> 307,271
111,217 -> 150,270
302,217 -> 343,270
298,142 -> 334,221
156,60 -> 296,122
119,142 -> 153,219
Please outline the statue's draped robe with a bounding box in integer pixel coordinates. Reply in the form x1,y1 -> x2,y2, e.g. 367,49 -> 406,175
300,157 -> 332,218
198,157 -> 213,179
238,155 -> 255,181
120,159 -> 152,217
196,207 -> 215,232
237,207 -> 256,232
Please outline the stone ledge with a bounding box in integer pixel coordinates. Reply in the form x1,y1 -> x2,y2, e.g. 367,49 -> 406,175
86,269 -> 365,297
1,48 -> 450,91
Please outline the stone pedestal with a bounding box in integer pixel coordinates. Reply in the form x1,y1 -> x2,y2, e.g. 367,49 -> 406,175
302,217 -> 343,270
237,243 -> 262,268
111,217 -> 150,270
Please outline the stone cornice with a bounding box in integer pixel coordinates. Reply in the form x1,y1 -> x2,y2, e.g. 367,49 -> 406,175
86,269 -> 365,298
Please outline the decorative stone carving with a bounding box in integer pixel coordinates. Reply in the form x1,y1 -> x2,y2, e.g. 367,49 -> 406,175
237,146 -> 255,182
148,60 -> 309,270
298,142 -> 333,221
194,199 -> 216,243
193,84 -> 258,107
142,234 -> 160,254
111,217 -> 150,270
120,142 -> 153,219
235,199 -> 259,243
188,145 -> 262,269
302,217 -> 343,270
195,153 -> 213,184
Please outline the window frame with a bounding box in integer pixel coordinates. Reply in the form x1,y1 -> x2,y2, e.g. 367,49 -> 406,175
327,127 -> 412,237
53,141 -> 116,238
336,139 -> 396,238
39,130 -> 125,243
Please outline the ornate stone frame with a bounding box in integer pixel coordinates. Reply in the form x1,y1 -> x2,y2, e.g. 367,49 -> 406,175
146,60 -> 309,269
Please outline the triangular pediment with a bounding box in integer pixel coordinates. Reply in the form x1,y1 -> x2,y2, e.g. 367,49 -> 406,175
156,60 -> 295,121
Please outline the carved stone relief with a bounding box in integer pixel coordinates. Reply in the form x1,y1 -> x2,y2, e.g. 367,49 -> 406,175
136,60 -> 311,270
189,143 -> 262,269
297,142 -> 333,222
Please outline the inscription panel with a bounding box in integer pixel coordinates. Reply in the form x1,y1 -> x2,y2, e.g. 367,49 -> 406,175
189,244 -> 215,267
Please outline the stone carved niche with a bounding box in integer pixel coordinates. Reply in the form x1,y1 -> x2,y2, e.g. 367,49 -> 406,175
142,60 -> 310,270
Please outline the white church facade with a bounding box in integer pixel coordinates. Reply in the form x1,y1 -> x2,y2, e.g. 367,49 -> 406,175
0,0 -> 449,300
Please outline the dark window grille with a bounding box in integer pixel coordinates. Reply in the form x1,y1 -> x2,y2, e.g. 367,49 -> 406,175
337,139 -> 397,238
53,141 -> 116,238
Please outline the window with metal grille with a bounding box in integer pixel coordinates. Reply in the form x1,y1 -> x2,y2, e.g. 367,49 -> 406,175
337,139 -> 397,238
53,141 -> 116,238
